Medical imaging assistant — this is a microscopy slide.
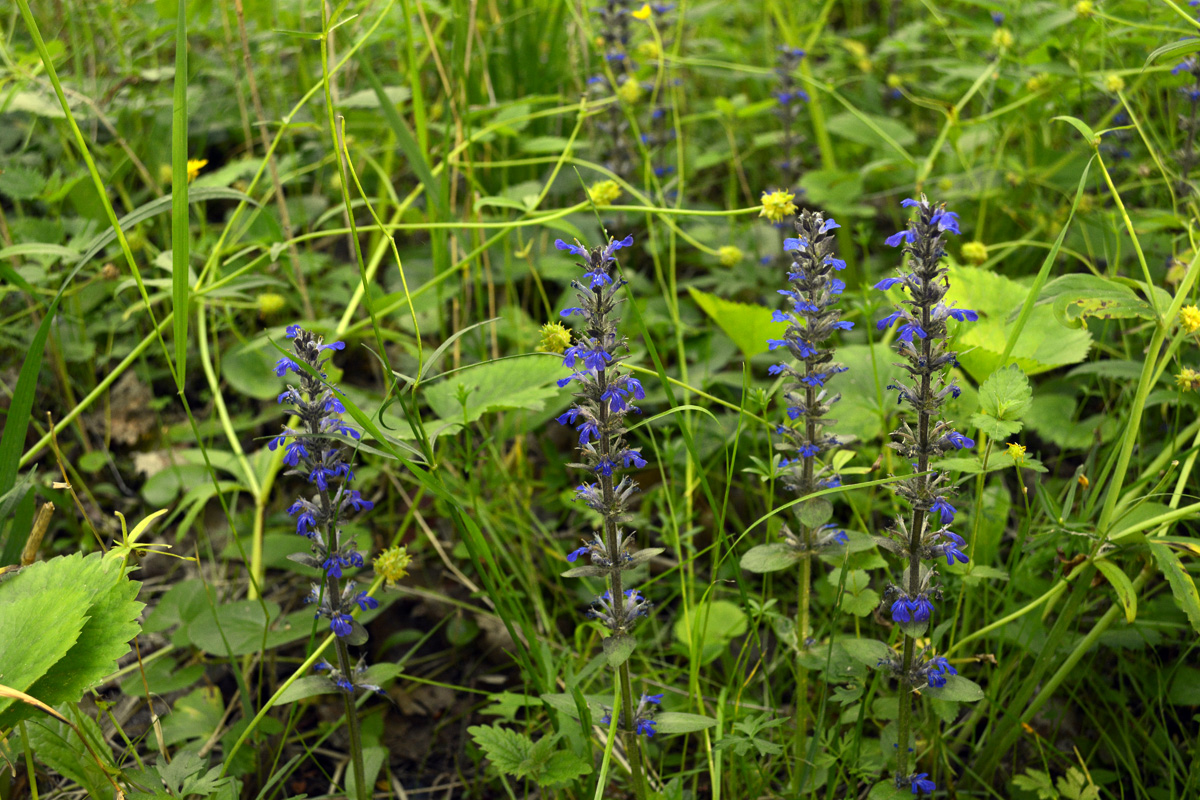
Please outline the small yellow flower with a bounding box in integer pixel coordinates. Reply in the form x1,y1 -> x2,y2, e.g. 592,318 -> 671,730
962,241 -> 988,265
186,158 -> 208,183
537,322 -> 573,354
588,179 -> 622,206
1179,305 -> 1200,334
886,73 -> 904,90
257,292 -> 286,318
1104,73 -> 1125,93
631,2 -> 651,20
759,189 -> 797,223
637,39 -> 661,60
617,78 -> 642,105
718,245 -> 743,267
992,28 -> 1014,49
1026,73 -> 1051,92
374,545 -> 412,588
1006,442 -> 1027,463
1074,1 -> 1095,18
1078,474 -> 1090,489
1177,367 -> 1200,392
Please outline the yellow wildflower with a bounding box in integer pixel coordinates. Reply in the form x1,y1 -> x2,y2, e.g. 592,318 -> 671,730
1026,73 -> 1051,92
1104,73 -> 1125,93
886,73 -> 904,90
631,3 -> 651,20
1074,1 -> 1095,18
992,28 -> 1014,49
1176,367 -> 1200,392
1006,443 -> 1027,463
617,78 -> 642,105
962,241 -> 988,265
588,179 -> 621,206
718,245 -> 743,267
1179,305 -> 1200,334
537,322 -> 572,354
374,546 -> 412,588
186,158 -> 208,182
637,39 -> 661,60
257,292 -> 286,318
759,189 -> 797,223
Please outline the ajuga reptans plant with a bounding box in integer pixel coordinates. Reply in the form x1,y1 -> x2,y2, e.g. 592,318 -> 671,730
271,325 -> 379,800
773,46 -> 810,197
591,1 -> 637,182
555,234 -> 661,800
1172,54 -> 1200,195
743,208 -> 851,788
875,196 -> 977,795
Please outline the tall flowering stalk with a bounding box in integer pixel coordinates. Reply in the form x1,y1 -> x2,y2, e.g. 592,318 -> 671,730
764,209 -> 851,788
554,234 -> 658,800
1172,55 -> 1200,195
270,325 -> 379,800
874,197 -> 977,796
773,46 -> 810,197
592,1 -> 637,182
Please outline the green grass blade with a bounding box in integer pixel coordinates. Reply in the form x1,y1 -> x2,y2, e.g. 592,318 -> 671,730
171,0 -> 190,389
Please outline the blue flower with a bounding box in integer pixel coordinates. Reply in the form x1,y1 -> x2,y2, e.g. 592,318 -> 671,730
832,320 -> 854,330
277,389 -> 297,404
285,324 -> 302,338
877,310 -> 903,331
799,443 -> 820,457
557,372 -> 585,388
799,373 -> 827,388
274,357 -> 301,377
555,239 -> 588,257
898,322 -> 927,342
941,541 -> 969,565
787,406 -> 804,420
582,269 -> 613,289
594,457 -> 617,477
772,309 -> 793,324
296,511 -> 316,536
885,230 -> 915,247
330,614 -> 354,637
931,209 -> 960,234
900,198 -> 921,208
819,218 -> 840,233
824,256 -> 847,270
319,341 -> 346,352
561,307 -> 587,317
942,431 -> 975,450
577,420 -> 600,444
343,490 -> 374,512
333,423 -> 360,440
354,591 -> 379,611
643,693 -> 664,704
784,236 -> 807,251
556,408 -> 581,425
875,277 -> 903,290
818,477 -> 842,489
622,450 -> 648,468
767,338 -> 790,351
636,718 -> 657,736
567,546 -> 589,563
283,440 -> 308,467
325,396 -> 346,414
891,597 -> 914,623
930,497 -> 956,524
992,11 -> 1004,24
603,234 -> 635,259
910,774 -> 936,794
830,278 -> 846,295
323,556 -> 346,578
947,306 -> 978,322
768,364 -> 788,376
912,595 -> 934,621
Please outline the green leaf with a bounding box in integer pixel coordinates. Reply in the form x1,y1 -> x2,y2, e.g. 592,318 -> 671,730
423,355 -> 566,424
839,587 -> 881,617
602,634 -> 636,667
171,0 -> 189,389
273,675 -> 339,705
119,656 -> 205,697
0,165 -> 47,200
1052,115 -> 1098,145
1093,558 -> 1137,623
798,498 -> 833,528
947,266 -> 1092,381
970,413 -> 1022,440
925,674 -> 985,703
653,712 -> 718,734
1167,666 -> 1200,705
740,543 -> 802,573
468,724 -> 534,776
340,85 -> 412,108
825,111 -> 917,149
27,712 -> 113,799
840,638 -> 892,667
0,553 -> 144,729
161,686 -> 224,745
222,339 -> 283,400
1145,37 -> 1200,67
687,287 -> 785,359
1037,274 -> 1159,327
186,599 -> 280,656
976,364 -> 1032,421
673,600 -> 748,665
1148,541 -> 1200,634
538,749 -> 593,785
345,746 -> 387,800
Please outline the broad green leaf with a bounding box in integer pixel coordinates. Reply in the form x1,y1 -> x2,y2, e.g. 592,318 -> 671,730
161,685 -> 224,745
840,638 -> 892,667
653,712 -> 719,734
740,543 -> 802,573
27,711 -> 113,799
186,599 -> 281,656
1167,666 -> 1200,705
1036,274 -> 1159,327
423,355 -> 566,424
119,656 -> 205,697
0,553 -> 144,729
946,266 -> 1092,381
340,85 -> 411,108
798,498 -> 834,528
538,749 -> 593,785
222,339 -> 283,400
673,600 -> 748,665
1148,541 -> 1200,634
825,111 -> 917,149
925,674 -> 985,702
688,287 -> 786,359
602,634 -> 636,667
0,165 -> 47,200
970,413 -> 1021,440
345,746 -> 388,800
976,364 -> 1032,421
1093,558 -> 1137,623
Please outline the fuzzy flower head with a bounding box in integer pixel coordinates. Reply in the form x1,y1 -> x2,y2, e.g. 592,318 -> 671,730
1180,305 -> 1200,334
617,78 -> 642,105
760,189 -> 798,223
537,321 -> 573,354
991,28 -> 1013,49
1074,0 -> 1094,17
961,240 -> 987,264
588,179 -> 622,206
1007,442 -> 1027,462
374,545 -> 412,588
718,245 -> 744,267
1104,73 -> 1125,93
1177,367 -> 1200,392
257,292 -> 287,318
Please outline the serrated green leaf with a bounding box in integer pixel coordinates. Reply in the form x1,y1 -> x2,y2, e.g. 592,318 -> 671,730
0,553 -> 144,729
969,412 -> 1022,440
1148,541 -> 1200,634
740,543 -> 802,573
688,287 -> 786,358
1037,274 -> 1158,327
653,712 -> 718,734
839,587 -> 881,617
976,364 -> 1032,420
423,355 -> 565,423
468,724 -> 534,775
0,165 -> 47,200
27,711 -> 113,799
538,749 -> 593,785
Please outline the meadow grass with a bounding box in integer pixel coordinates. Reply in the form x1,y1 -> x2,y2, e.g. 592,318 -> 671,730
1,1 -> 1199,799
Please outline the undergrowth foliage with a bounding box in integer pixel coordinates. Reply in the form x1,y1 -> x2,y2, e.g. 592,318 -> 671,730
5,2 -> 1200,800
